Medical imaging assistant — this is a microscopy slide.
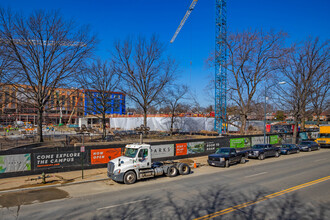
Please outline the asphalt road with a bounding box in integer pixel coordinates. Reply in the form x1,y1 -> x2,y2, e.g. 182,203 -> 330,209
1,149 -> 330,220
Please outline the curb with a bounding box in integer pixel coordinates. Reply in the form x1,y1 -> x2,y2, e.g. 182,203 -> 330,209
0,178 -> 109,194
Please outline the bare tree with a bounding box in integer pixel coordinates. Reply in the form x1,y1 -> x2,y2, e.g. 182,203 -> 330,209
278,37 -> 329,143
78,59 -> 121,140
310,61 -> 330,125
0,9 -> 96,142
113,35 -> 177,130
225,30 -> 288,134
160,84 -> 188,134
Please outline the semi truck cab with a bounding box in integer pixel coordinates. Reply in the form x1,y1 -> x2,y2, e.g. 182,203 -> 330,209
107,143 -> 190,184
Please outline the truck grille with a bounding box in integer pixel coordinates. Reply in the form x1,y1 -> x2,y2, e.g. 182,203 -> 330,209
108,162 -> 115,174
209,157 -> 219,161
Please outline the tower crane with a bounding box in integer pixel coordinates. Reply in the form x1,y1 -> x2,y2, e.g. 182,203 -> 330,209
171,0 -> 227,134
170,0 -> 198,43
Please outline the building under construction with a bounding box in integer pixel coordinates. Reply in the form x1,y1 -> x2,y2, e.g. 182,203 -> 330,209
0,85 -> 125,126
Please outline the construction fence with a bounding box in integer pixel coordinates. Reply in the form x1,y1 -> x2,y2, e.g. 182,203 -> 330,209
0,133 -> 293,178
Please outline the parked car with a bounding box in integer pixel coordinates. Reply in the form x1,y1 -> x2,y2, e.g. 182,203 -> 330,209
298,141 -> 320,152
280,144 -> 300,155
248,144 -> 281,160
208,148 -> 248,168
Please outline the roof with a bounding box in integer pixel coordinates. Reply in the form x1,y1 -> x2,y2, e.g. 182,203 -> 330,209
126,143 -> 150,149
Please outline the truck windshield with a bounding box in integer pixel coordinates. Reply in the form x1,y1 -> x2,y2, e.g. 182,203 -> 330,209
319,133 -> 330,138
215,149 -> 231,155
124,148 -> 138,158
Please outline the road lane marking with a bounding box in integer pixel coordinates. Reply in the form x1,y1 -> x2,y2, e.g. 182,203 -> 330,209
244,172 -> 267,178
194,175 -> 330,220
315,158 -> 327,162
97,198 -> 150,211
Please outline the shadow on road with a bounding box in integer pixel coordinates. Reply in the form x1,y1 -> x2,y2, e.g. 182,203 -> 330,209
91,185 -> 328,220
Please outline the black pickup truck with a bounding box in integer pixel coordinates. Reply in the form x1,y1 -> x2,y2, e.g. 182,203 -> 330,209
248,144 -> 281,160
208,147 -> 248,168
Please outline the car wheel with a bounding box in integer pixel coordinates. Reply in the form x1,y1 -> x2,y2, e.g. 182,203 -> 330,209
258,154 -> 265,160
297,150 -> 300,153
317,146 -> 320,150
124,171 -> 136,184
308,148 -> 311,152
287,151 -> 290,155
240,157 -> 246,164
166,165 -> 179,177
177,163 -> 190,175
275,151 -> 280,157
225,160 -> 230,168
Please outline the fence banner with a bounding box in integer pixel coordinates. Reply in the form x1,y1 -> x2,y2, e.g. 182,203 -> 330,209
91,148 -> 122,165
205,141 -> 221,152
230,138 -> 251,148
176,143 -> 187,156
151,144 -> 174,159
269,135 -> 279,144
0,154 -> 31,173
187,142 -> 205,154
252,136 -> 268,145
34,151 -> 87,169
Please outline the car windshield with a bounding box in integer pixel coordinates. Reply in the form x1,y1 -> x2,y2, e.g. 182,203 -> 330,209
123,148 -> 138,158
252,145 -> 265,149
280,144 -> 291,148
319,133 -> 330,138
215,148 -> 231,155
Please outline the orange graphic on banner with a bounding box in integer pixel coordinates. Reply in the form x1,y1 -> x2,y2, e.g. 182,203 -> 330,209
176,143 -> 187,156
91,148 -> 121,165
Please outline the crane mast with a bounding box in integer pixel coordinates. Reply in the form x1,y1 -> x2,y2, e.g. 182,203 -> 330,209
170,0 -> 227,134
170,0 -> 198,43
214,0 -> 227,134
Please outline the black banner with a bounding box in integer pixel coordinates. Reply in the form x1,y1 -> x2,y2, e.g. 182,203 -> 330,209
34,151 -> 88,170
205,139 -> 230,152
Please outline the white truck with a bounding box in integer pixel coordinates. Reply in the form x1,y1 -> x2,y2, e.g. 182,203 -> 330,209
107,143 -> 191,184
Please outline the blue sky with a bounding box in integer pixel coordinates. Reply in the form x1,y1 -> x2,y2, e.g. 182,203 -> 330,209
1,0 -> 329,107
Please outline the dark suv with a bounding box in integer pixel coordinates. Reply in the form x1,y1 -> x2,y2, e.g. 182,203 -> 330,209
248,144 -> 281,160
298,141 -> 320,152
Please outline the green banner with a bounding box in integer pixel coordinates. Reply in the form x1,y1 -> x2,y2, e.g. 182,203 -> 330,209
0,154 -> 31,173
230,138 -> 251,148
269,135 -> 279,144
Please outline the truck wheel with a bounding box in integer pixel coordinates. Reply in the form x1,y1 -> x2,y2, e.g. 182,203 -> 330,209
178,163 -> 191,175
258,154 -> 265,160
166,165 -> 178,177
240,157 -> 246,164
225,160 -> 230,168
124,171 -> 136,184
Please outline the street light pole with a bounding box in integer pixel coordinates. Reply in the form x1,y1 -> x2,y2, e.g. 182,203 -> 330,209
264,86 -> 268,144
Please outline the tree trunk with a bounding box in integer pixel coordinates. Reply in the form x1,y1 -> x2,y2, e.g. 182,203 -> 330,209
143,108 -> 148,128
102,113 -> 106,140
240,114 -> 247,135
292,117 -> 298,144
38,108 -> 44,142
301,113 -> 306,131
170,113 -> 175,136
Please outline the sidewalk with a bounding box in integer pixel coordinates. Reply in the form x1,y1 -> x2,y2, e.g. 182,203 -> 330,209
0,156 -> 209,193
